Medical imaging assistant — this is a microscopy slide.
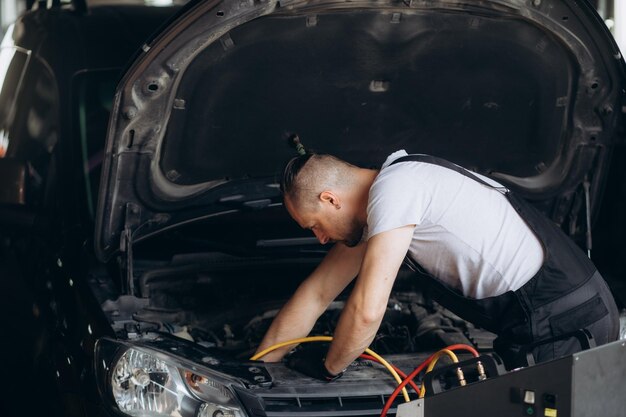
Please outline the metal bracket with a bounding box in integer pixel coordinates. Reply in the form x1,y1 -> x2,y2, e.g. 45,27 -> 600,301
120,203 -> 141,296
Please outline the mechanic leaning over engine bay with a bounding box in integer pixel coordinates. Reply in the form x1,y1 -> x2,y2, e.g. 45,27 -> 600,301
254,148 -> 619,380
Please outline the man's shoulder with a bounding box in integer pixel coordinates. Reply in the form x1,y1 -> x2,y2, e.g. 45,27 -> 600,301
380,149 -> 411,169
369,156 -> 436,199
376,154 -> 446,183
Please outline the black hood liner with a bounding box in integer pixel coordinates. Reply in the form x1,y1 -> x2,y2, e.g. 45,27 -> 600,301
162,11 -> 572,184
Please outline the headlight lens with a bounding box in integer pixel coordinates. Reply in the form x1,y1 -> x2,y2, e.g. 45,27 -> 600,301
100,341 -> 247,417
197,403 -> 238,417
112,348 -> 181,415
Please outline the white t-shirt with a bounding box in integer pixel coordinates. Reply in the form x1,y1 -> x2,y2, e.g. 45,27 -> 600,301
366,150 -> 544,299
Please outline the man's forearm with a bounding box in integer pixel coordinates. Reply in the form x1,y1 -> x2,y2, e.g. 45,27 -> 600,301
255,243 -> 367,362
322,296 -> 385,374
255,297 -> 324,361
323,226 -> 414,375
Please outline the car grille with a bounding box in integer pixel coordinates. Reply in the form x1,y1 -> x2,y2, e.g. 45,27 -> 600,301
249,393 -> 403,416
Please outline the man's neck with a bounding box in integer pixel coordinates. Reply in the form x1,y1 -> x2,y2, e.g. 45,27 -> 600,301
353,168 -> 379,224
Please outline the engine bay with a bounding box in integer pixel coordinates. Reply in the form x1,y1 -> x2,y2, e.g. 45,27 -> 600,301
94,252 -> 496,361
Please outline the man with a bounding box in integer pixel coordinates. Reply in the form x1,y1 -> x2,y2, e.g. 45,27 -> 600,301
255,149 -> 619,380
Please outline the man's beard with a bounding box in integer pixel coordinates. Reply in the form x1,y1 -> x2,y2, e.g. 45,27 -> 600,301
342,218 -> 365,247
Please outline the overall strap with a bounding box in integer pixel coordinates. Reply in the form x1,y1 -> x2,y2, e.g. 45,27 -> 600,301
389,154 -> 508,193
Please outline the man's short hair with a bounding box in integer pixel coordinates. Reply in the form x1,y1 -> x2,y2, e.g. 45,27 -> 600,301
280,153 -> 315,195
280,153 -> 354,210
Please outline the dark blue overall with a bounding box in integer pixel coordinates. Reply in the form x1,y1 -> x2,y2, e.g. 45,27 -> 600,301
390,155 -> 619,369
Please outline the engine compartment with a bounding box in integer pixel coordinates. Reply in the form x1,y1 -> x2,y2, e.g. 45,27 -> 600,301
95,252 -> 496,362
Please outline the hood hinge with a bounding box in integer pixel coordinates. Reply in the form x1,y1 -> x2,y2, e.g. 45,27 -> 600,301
120,203 -> 142,296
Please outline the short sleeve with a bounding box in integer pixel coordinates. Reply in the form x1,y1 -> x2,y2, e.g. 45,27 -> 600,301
366,164 -> 424,240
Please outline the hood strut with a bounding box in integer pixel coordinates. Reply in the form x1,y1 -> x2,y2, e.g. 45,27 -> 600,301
583,175 -> 592,259
120,203 -> 141,296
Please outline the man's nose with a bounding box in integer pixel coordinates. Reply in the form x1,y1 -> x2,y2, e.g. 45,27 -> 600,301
313,229 -> 329,245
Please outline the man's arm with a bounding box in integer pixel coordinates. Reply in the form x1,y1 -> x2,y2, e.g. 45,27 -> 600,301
254,241 -> 367,362
323,225 -> 414,375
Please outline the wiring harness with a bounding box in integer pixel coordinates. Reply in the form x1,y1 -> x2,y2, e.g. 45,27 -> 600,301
251,336 -> 483,417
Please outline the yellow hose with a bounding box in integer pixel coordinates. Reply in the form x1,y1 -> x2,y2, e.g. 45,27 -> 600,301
250,336 -> 333,361
250,336 -> 411,402
418,349 -> 458,398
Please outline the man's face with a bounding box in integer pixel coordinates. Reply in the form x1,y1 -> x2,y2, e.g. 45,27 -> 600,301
285,195 -> 364,247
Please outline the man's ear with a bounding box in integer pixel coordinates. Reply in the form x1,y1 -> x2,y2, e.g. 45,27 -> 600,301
319,191 -> 341,209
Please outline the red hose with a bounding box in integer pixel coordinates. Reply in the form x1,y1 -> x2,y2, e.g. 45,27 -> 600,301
358,353 -> 421,393
379,344 -> 480,417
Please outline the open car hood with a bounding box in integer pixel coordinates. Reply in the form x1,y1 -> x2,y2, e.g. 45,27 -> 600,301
95,0 -> 626,261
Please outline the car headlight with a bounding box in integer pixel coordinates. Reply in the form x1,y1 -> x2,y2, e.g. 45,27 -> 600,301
96,338 -> 247,417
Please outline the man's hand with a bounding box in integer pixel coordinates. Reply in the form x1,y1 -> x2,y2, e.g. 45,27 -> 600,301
286,343 -> 344,382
